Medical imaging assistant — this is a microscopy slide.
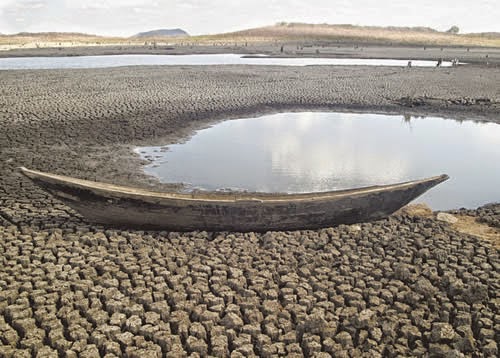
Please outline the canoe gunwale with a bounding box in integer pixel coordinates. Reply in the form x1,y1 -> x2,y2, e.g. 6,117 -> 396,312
19,166 -> 449,204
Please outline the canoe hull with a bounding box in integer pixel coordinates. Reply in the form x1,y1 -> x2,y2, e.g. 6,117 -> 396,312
20,167 -> 448,231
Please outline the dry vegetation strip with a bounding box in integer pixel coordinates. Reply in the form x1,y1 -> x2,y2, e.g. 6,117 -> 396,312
0,34 -> 139,46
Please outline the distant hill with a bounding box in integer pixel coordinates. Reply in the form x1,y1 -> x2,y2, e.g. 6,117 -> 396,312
132,29 -> 189,38
207,22 -> 500,47
223,22 -> 444,39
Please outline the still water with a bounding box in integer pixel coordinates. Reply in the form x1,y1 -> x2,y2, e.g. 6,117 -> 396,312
136,113 -> 500,210
0,54 -> 453,69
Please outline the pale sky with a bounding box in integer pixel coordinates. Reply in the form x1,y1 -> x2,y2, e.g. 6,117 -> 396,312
0,0 -> 498,36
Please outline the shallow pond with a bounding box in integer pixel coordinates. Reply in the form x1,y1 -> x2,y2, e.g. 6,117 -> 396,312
136,112 -> 500,210
0,54 -> 453,69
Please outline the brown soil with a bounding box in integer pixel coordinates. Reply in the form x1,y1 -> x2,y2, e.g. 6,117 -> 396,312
453,215 -> 500,249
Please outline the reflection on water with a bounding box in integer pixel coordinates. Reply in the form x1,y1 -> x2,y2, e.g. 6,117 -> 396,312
136,112 -> 500,210
0,54 -> 454,69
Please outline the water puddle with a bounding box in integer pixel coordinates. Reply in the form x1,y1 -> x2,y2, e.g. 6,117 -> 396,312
136,112 -> 500,210
0,54 -> 454,69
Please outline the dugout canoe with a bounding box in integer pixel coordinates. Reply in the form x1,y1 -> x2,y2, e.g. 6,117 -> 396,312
19,167 -> 448,231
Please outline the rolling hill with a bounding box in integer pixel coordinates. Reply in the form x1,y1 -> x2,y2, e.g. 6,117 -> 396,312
132,29 -> 189,38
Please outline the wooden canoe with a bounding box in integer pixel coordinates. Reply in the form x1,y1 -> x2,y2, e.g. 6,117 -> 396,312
20,167 -> 448,232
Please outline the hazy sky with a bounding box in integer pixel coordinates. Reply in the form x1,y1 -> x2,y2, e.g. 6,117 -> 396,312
0,0 -> 498,36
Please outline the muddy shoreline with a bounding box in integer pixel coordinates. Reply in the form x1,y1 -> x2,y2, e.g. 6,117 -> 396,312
0,60 -> 499,356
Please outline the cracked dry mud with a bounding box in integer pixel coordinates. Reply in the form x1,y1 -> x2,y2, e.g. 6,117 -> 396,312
0,62 -> 499,357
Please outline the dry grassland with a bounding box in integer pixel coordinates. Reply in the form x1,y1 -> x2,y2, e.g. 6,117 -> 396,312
206,23 -> 500,47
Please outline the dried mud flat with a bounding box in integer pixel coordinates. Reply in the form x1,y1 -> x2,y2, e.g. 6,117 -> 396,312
0,61 -> 499,357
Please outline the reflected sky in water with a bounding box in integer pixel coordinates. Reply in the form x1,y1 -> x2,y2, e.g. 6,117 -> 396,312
0,54 -> 453,70
136,112 -> 500,210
